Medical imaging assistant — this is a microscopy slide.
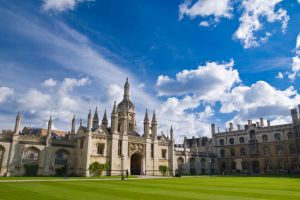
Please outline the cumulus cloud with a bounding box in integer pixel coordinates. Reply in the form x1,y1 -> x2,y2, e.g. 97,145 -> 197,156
0,87 -> 14,104
156,59 -> 240,101
179,0 -> 232,25
19,89 -> 52,113
234,0 -> 289,48
42,0 -> 93,12
42,78 -> 57,87
179,0 -> 289,48
220,81 -> 300,124
289,33 -> 300,81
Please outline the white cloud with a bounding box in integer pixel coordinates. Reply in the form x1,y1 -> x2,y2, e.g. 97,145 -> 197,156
234,0 -> 289,48
59,77 -> 90,94
179,0 -> 232,25
199,21 -> 209,27
276,72 -> 284,79
19,89 -> 52,113
0,87 -> 14,104
288,33 -> 300,81
42,78 -> 57,87
156,59 -> 240,102
42,0 -> 93,12
220,81 -> 300,123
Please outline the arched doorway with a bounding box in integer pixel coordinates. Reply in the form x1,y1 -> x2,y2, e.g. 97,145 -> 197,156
130,153 -> 142,175
22,147 -> 40,176
177,157 -> 184,174
190,158 -> 196,175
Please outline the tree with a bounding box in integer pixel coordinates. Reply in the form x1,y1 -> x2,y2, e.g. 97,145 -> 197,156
159,165 -> 169,176
89,162 -> 110,176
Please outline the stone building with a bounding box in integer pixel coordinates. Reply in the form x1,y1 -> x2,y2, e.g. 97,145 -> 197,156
173,136 -> 217,175
0,79 -> 175,176
212,107 -> 300,174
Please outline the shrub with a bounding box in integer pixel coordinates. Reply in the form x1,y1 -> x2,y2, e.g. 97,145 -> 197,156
159,165 -> 169,176
55,164 -> 68,176
89,162 -> 110,176
24,164 -> 39,176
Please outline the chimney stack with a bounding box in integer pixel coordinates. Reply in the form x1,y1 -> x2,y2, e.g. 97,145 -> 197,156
229,123 -> 233,131
267,120 -> 270,127
211,124 -> 216,134
256,122 -> 259,127
248,120 -> 252,126
237,124 -> 241,130
260,118 -> 264,127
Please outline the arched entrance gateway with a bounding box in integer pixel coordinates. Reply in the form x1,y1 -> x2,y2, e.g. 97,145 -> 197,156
130,152 -> 142,175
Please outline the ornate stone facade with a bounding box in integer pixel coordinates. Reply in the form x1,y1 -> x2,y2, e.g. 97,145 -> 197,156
0,79 -> 216,177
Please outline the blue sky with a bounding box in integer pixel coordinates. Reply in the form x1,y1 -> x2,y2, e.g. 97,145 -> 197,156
0,0 -> 300,141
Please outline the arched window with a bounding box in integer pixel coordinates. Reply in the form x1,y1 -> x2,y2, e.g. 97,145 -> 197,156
274,133 -> 281,141
262,135 -> 268,142
239,137 -> 245,144
229,138 -> 234,145
201,158 -> 206,168
231,161 -> 236,170
219,139 -> 224,146
22,147 -> 40,165
55,150 -> 69,166
250,130 -> 256,140
220,149 -> 225,157
279,160 -> 284,169
240,148 -> 246,156
230,148 -> 235,157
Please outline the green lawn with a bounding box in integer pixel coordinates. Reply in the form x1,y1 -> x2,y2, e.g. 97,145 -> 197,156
0,176 -> 300,200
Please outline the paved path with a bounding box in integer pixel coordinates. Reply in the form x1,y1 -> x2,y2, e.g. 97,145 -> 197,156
0,176 -> 172,183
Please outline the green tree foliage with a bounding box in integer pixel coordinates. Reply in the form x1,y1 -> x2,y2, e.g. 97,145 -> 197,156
89,162 -> 110,176
159,165 -> 169,176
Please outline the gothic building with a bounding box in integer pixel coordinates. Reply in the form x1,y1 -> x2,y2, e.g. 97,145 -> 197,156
0,79 -> 215,177
212,107 -> 300,174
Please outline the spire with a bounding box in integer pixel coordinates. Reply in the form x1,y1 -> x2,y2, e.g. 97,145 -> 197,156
111,101 -> 118,133
112,101 -> 117,115
87,109 -> 92,131
71,114 -> 76,134
14,111 -> 21,135
124,77 -> 130,99
144,109 -> 150,138
144,109 -> 149,122
46,116 -> 52,144
102,109 -> 108,128
152,111 -> 157,124
93,107 -> 99,129
170,126 -> 174,141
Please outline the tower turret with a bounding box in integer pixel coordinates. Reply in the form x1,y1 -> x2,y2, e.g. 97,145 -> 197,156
144,109 -> 150,138
170,126 -> 174,142
46,116 -> 52,144
14,112 -> 21,135
111,101 -> 118,133
71,114 -> 76,134
124,77 -> 129,100
87,110 -> 92,131
102,109 -> 108,128
151,111 -> 157,139
93,107 -> 99,130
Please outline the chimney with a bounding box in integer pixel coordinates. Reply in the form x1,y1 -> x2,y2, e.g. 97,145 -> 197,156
248,120 -> 252,126
217,126 -> 220,133
260,118 -> 264,127
237,124 -> 241,130
267,120 -> 270,127
211,123 -> 216,134
229,123 -> 233,131
256,122 -> 259,127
